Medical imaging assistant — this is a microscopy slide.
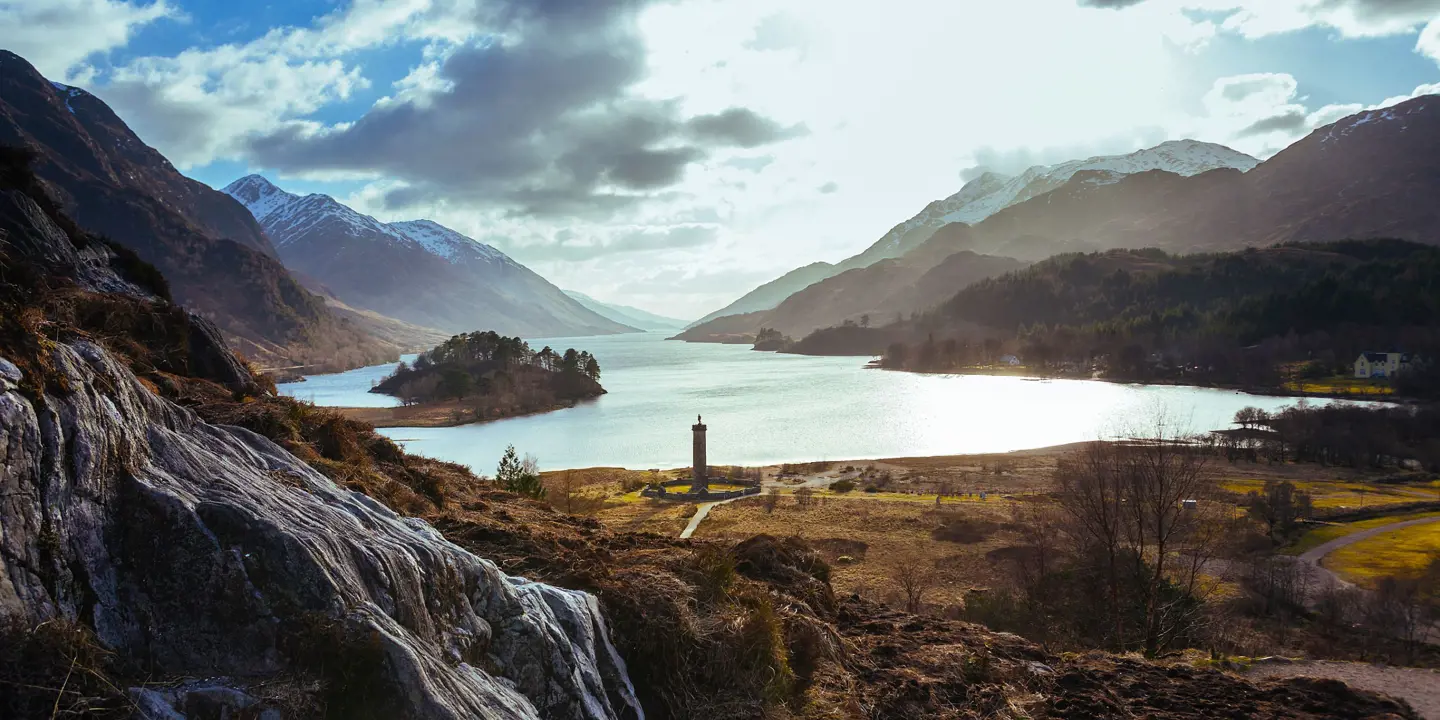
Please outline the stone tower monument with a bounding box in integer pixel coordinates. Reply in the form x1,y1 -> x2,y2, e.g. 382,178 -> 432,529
692,415 -> 708,492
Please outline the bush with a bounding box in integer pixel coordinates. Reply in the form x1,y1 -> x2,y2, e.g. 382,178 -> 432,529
830,479 -> 856,494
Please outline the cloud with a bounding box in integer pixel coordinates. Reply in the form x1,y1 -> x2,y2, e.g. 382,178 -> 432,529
529,224 -> 720,261
245,0 -> 801,217
687,108 -> 808,148
0,0 -> 175,80
1236,109 -> 1308,137
99,49 -> 368,168
1076,0 -> 1440,39
744,12 -> 809,52
817,181 -> 839,194
723,155 -> 776,173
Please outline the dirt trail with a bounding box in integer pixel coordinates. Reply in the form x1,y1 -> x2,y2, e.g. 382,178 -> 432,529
1248,661 -> 1440,719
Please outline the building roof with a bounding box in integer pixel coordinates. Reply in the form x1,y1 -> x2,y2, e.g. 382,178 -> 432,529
1360,352 -> 1408,362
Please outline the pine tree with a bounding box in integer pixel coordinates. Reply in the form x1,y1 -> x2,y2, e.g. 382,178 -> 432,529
496,445 -> 545,498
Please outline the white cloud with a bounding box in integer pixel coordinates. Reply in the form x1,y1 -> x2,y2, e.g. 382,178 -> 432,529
0,0 -> 175,79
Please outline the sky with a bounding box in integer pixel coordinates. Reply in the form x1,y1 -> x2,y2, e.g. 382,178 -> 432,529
2,0 -> 1439,319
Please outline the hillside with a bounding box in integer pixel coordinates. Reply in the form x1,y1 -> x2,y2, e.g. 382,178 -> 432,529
224,175 -> 637,338
949,97 -> 1440,262
0,50 -> 394,370
564,290 -> 688,331
689,261 -> 839,328
682,238 -> 1029,342
873,240 -> 1440,389
688,140 -> 1257,329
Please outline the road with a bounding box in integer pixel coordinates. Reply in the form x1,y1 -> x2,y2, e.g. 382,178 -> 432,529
1297,515 -> 1440,589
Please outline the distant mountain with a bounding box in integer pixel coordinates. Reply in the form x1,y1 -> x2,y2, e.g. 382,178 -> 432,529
0,50 -> 394,370
223,175 -> 638,338
682,244 -> 1028,342
951,96 -> 1440,261
688,261 -> 838,328
846,140 -> 1260,269
688,140 -> 1258,329
562,290 -> 688,331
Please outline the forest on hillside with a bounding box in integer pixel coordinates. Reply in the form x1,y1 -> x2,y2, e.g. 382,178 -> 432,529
798,240 -> 1440,395
372,331 -> 604,417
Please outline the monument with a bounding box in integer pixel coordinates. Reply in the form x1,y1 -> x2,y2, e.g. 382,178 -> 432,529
692,414 -> 708,492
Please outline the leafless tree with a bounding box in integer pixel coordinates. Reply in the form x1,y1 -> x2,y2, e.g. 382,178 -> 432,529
1056,411 -> 1224,656
891,554 -> 935,614
794,486 -> 817,510
761,487 -> 780,514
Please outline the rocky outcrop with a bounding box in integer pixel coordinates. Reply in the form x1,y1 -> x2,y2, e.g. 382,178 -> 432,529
0,339 -> 641,719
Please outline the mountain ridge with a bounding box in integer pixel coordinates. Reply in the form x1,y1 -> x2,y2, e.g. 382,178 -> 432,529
0,49 -> 396,370
691,139 -> 1259,328
562,290 -> 688,331
223,174 -> 639,338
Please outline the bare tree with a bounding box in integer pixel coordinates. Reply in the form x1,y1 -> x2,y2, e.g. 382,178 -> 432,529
761,487 -> 780,514
1246,480 -> 1313,541
1055,412 -> 1224,656
794,486 -> 816,510
891,554 -> 935,614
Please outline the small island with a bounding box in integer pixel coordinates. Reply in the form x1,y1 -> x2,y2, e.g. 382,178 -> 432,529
337,331 -> 605,427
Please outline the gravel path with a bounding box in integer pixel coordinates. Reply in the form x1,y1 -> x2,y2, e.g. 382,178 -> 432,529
1248,661 -> 1440,719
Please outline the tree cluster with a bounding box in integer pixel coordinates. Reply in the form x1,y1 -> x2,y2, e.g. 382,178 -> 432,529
372,331 -> 603,408
829,241 -> 1440,393
1217,403 -> 1440,472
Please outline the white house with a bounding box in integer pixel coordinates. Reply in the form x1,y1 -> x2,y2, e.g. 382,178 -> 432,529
1354,352 -> 1411,378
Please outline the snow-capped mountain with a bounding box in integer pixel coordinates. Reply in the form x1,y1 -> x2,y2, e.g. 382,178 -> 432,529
852,140 -> 1259,267
223,175 -> 638,338
690,140 -> 1258,328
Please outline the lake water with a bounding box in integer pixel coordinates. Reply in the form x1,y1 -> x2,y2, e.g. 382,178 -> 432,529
279,332 -> 1345,473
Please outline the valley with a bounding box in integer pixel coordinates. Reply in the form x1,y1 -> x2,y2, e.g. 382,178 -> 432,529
3,10 -> 1440,718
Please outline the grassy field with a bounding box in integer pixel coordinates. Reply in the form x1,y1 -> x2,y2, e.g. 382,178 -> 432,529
1284,511 -> 1440,556
1282,375 -> 1394,397
1221,478 -> 1431,511
1324,519 -> 1440,586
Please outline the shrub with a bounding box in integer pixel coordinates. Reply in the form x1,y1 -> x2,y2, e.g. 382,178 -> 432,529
830,479 -> 856,494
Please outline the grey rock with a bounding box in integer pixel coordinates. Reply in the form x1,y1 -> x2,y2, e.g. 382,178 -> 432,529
0,341 -> 643,719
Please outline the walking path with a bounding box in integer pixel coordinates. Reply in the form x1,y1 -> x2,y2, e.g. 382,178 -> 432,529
1297,515 -> 1440,589
678,495 -> 749,539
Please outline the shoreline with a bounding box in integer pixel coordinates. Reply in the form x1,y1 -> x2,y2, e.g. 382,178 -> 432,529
335,397 -> 594,428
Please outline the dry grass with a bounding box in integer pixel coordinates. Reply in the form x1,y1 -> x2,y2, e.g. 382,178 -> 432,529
1324,520 -> 1440,587
694,494 -> 1021,611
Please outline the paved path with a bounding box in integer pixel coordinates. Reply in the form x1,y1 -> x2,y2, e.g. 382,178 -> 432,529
679,469 -> 855,539
679,495 -> 749,539
1298,515 -> 1440,588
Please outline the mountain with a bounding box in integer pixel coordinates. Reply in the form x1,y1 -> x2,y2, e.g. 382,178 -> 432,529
846,140 -> 1260,269
223,175 -> 638,338
563,290 -> 688,331
681,245 -> 1028,342
688,261 -> 838,328
688,140 -> 1258,329
0,50 -> 395,370
948,96 -> 1440,261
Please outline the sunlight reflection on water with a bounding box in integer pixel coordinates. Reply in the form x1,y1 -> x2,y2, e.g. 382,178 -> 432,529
280,332 -> 1365,472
